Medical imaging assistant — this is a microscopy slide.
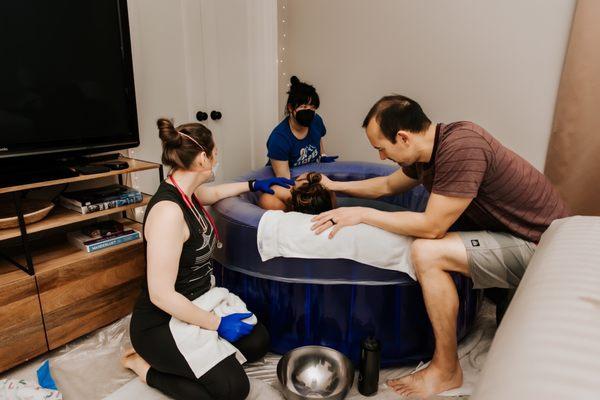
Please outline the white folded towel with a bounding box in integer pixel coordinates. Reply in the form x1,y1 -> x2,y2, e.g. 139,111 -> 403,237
206,287 -> 257,325
257,210 -> 415,280
169,287 -> 256,378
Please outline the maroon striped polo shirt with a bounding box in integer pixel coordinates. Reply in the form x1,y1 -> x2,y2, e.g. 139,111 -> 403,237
402,122 -> 571,243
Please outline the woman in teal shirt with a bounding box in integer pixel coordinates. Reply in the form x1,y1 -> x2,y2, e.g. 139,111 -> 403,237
266,76 -> 337,178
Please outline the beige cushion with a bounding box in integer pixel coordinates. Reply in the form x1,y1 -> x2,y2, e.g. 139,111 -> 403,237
472,216 -> 600,400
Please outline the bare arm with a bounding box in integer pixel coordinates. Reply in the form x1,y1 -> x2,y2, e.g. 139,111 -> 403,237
324,168 -> 420,199
257,185 -> 291,210
195,182 -> 248,206
271,159 -> 291,179
320,138 -> 326,155
145,201 -> 220,330
312,193 -> 472,239
361,193 -> 472,238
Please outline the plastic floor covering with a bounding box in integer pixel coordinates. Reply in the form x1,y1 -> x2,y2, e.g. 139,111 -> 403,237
1,300 -> 497,400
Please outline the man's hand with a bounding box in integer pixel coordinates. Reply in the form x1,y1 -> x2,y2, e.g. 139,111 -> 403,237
310,207 -> 367,239
318,173 -> 334,190
296,172 -> 336,191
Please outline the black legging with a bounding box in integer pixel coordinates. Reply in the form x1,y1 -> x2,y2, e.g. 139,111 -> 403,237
140,323 -> 270,400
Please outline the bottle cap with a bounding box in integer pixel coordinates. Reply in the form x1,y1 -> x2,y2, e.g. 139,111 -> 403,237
362,336 -> 380,351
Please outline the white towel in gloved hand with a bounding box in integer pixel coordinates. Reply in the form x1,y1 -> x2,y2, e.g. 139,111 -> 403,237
257,210 -> 415,280
169,287 -> 257,379
209,289 -> 257,326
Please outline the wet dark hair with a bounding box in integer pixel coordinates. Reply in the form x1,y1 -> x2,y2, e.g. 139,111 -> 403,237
288,172 -> 336,214
362,95 -> 431,143
285,75 -> 320,114
157,118 -> 215,170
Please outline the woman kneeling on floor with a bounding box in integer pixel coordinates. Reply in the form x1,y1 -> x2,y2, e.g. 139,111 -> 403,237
122,118 -> 293,400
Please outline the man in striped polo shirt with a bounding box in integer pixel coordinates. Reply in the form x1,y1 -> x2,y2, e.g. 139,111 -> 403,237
310,95 -> 570,398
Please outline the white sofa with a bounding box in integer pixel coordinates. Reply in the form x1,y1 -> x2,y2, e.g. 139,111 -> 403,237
472,216 -> 600,399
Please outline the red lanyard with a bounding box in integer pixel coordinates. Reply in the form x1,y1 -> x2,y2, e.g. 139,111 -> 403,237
168,175 -> 222,248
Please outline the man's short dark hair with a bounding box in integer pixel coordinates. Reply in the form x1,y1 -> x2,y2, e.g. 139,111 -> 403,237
362,95 -> 431,143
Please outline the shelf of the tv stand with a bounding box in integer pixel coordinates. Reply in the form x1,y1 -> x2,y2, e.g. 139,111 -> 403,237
0,194 -> 150,242
0,157 -> 161,194
0,219 -> 145,367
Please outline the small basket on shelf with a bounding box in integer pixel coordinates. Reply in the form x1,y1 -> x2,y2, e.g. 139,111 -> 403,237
0,199 -> 55,229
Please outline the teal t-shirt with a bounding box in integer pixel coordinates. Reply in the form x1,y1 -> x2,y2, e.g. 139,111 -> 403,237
266,114 -> 326,167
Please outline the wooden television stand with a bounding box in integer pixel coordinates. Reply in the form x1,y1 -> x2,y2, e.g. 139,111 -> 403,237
0,156 -> 162,372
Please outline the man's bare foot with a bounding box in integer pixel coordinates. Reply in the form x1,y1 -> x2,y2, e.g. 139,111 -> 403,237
387,362 -> 463,399
121,348 -> 150,383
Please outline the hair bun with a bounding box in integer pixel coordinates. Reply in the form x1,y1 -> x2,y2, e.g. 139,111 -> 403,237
157,117 -> 182,147
290,75 -> 300,86
289,172 -> 333,214
306,172 -> 322,184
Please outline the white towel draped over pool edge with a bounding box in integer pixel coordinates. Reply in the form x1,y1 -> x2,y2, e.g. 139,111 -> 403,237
257,210 -> 416,280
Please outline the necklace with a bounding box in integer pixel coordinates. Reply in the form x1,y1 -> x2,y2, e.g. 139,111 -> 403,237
168,175 -> 223,249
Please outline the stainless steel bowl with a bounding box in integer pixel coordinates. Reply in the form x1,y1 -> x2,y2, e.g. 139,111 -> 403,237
277,345 -> 355,400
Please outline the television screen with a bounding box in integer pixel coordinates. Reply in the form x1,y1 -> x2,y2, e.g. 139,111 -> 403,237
0,0 -> 138,160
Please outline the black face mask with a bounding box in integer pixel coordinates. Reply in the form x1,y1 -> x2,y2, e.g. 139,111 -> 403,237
294,109 -> 315,127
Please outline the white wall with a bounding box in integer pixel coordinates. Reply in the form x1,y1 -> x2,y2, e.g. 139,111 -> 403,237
126,0 -> 191,196
246,2 -> 280,169
281,0 -> 575,170
126,0 -> 278,202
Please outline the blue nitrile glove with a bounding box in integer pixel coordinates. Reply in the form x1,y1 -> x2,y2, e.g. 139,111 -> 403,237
320,155 -> 339,163
217,312 -> 255,342
252,177 -> 295,195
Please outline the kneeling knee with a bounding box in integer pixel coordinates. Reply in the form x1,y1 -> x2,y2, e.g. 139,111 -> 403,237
211,370 -> 250,400
228,373 -> 250,400
234,322 -> 270,364
243,323 -> 270,363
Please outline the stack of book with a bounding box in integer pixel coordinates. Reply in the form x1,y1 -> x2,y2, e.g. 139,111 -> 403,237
59,184 -> 143,214
67,220 -> 140,253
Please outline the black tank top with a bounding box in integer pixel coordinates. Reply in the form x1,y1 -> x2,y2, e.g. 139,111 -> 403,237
132,181 -> 217,326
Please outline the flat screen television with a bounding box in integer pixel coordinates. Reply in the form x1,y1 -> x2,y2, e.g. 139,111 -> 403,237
0,0 -> 138,165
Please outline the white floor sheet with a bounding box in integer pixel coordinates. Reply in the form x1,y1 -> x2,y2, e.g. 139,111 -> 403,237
1,301 -> 497,400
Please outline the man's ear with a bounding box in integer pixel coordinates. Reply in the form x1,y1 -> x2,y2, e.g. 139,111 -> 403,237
396,130 -> 411,145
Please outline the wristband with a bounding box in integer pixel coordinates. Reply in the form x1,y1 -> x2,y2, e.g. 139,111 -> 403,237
248,179 -> 257,192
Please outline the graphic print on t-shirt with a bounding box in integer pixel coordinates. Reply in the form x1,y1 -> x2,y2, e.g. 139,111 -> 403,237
295,144 -> 319,166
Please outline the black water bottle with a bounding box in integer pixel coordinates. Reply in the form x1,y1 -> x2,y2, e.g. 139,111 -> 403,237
358,336 -> 380,396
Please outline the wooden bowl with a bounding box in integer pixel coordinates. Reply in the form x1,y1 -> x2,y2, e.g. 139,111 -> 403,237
0,199 -> 55,229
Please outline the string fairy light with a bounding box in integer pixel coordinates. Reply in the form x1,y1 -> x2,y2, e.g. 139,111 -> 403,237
279,0 -> 289,87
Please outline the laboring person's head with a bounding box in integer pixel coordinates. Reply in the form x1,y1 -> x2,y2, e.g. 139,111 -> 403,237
157,118 -> 219,182
285,76 -> 320,127
362,95 -> 432,167
288,172 -> 336,214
